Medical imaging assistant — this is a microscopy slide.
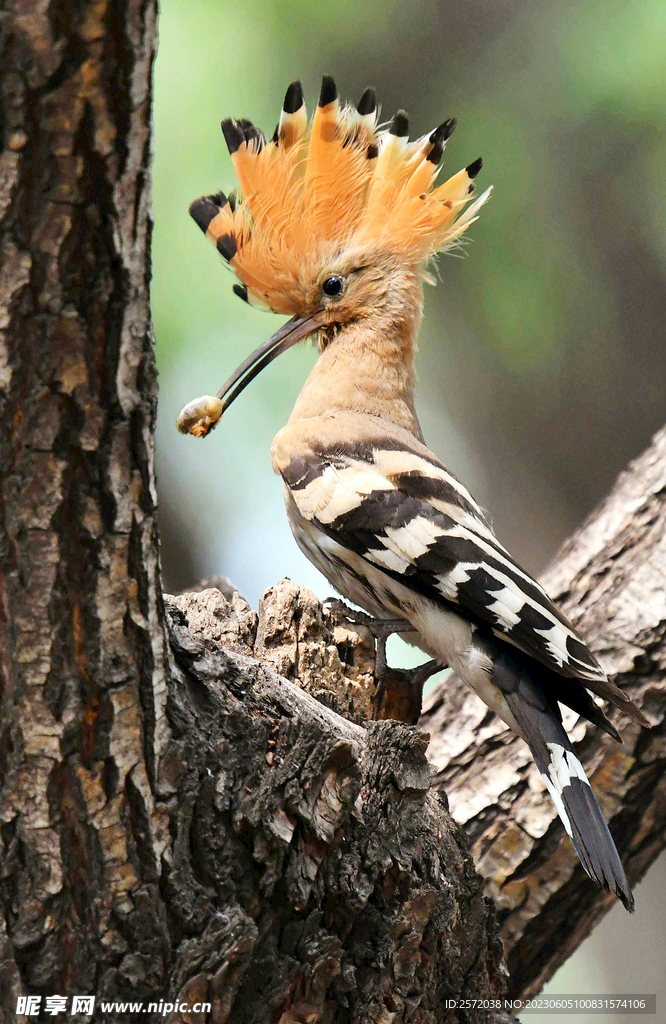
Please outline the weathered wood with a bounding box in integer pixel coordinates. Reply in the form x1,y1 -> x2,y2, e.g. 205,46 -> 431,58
165,599 -> 514,1023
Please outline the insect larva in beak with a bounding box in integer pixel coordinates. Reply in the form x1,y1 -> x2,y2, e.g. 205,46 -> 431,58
176,395 -> 224,437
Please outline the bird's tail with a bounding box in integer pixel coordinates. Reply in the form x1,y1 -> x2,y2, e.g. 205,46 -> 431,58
497,651 -> 634,911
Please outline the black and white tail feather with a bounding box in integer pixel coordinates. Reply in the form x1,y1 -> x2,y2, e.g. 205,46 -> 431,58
494,645 -> 634,911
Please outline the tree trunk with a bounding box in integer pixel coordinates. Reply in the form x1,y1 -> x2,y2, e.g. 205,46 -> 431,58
164,594 -> 513,1023
0,0 -> 173,1014
1,2 -> 664,1023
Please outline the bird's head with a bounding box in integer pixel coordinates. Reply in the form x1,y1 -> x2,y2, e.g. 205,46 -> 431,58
181,77 -> 491,433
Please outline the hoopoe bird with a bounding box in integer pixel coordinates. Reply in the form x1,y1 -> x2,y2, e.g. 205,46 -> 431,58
178,76 -> 649,910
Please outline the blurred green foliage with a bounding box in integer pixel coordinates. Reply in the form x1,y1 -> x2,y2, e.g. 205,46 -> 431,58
153,0 -> 666,602
152,0 -> 666,1007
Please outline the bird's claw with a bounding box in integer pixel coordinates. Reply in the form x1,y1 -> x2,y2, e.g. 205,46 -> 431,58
324,597 -> 411,639
324,598 -> 441,709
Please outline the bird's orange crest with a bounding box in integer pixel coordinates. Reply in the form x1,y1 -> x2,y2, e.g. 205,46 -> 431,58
190,76 -> 492,315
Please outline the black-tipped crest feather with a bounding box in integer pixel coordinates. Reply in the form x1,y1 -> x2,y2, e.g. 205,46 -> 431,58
430,118 -> 457,146
283,80 -> 303,114
390,110 -> 409,136
318,75 -> 337,107
357,87 -> 376,115
237,119 -> 266,150
189,193 -> 226,233
221,118 -> 244,155
216,233 -> 237,261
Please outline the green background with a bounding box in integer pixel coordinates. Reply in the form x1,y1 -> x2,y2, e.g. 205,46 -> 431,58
152,0 -> 666,1015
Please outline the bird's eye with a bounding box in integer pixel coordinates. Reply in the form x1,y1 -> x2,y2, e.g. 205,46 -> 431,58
322,275 -> 344,299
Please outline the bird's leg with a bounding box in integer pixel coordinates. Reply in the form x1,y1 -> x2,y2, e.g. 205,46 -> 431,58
372,658 -> 443,724
406,658 -> 441,690
324,598 -> 410,638
325,598 -> 442,716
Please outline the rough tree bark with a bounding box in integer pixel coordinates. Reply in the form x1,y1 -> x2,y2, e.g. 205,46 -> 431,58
0,0 -> 172,1016
0,2 -> 664,1023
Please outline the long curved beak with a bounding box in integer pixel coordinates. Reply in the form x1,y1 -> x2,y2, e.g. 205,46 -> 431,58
216,311 -> 323,413
177,311 -> 323,437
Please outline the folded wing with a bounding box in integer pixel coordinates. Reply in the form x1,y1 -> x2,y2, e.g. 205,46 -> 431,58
279,433 -> 647,726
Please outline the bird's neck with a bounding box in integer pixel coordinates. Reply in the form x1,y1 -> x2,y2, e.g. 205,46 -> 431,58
289,301 -> 424,441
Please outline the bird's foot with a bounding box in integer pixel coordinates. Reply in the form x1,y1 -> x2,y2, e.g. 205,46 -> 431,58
325,597 -> 411,690
373,658 -> 442,719
325,598 -> 442,722
324,598 -> 411,640
373,663 -> 440,724
406,658 -> 442,690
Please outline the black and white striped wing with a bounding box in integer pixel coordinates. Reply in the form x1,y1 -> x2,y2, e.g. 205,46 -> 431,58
281,443 -> 605,684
